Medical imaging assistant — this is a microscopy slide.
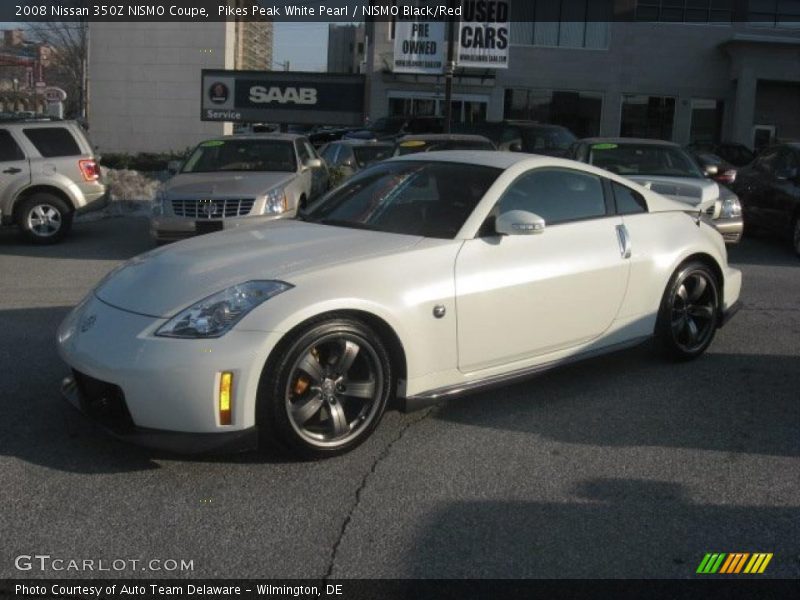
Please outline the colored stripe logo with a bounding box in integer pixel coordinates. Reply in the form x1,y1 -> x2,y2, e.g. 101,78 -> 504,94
697,553 -> 773,574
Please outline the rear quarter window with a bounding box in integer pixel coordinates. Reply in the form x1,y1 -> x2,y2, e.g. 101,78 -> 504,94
23,127 -> 82,158
0,129 -> 25,161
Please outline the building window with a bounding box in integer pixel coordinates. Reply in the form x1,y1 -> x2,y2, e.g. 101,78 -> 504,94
689,99 -> 724,144
636,0 -> 734,22
510,0 -> 611,49
620,95 -> 676,140
504,89 -> 603,138
747,0 -> 800,27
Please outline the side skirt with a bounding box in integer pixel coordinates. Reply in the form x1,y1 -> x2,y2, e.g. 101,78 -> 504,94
401,335 -> 652,412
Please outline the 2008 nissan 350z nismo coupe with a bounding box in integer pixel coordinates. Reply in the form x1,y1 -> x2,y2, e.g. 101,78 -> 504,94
58,152 -> 742,458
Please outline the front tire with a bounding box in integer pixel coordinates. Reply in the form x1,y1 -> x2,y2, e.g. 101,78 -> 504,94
655,261 -> 720,361
16,193 -> 73,244
257,317 -> 393,459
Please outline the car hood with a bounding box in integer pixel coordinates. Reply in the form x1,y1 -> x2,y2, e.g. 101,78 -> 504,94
163,172 -> 295,198
95,220 -> 423,318
627,176 -> 719,210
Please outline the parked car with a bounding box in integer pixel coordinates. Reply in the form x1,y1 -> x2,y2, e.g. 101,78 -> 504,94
0,119 -> 105,244
569,138 -> 743,244
59,151 -> 741,458
344,116 -> 444,142
688,150 -> 738,187
150,134 -> 329,244
307,127 -> 350,149
732,143 -> 800,256
686,142 -> 755,167
455,120 -> 576,156
393,134 -> 496,156
319,140 -> 394,182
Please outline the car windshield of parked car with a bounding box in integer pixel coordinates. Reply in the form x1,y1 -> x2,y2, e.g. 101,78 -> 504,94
589,144 -> 704,178
521,128 -> 576,152
181,139 -> 296,173
304,161 -> 501,239
352,145 -> 393,167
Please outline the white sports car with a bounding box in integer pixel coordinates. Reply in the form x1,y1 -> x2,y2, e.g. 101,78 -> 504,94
57,152 -> 742,458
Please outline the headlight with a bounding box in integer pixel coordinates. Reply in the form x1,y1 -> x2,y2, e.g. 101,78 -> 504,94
720,197 -> 742,219
264,187 -> 289,214
156,280 -> 293,339
152,189 -> 166,216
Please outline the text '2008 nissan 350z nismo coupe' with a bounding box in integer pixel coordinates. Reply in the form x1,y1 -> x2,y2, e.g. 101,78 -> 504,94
57,152 -> 742,458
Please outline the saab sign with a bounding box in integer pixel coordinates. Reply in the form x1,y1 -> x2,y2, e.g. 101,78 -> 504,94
201,70 -> 365,126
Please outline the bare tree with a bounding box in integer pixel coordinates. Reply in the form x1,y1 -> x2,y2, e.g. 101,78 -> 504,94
27,9 -> 88,119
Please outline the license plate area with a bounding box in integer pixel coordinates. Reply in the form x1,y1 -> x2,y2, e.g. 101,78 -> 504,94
195,220 -> 223,235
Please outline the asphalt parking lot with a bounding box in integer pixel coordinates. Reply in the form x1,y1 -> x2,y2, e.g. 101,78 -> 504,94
1,216 -> 798,579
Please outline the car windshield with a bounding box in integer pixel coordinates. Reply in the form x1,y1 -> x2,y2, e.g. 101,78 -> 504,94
521,128 -> 576,152
304,161 -> 501,239
588,144 -> 704,178
181,139 -> 296,173
352,145 -> 393,167
396,140 -> 495,156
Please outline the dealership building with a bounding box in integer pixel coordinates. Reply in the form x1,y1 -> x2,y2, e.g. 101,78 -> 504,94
88,18 -> 272,154
366,0 -> 800,148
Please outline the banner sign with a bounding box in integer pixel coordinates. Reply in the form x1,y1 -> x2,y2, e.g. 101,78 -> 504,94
392,2 -> 446,74
457,0 -> 510,69
200,70 -> 365,126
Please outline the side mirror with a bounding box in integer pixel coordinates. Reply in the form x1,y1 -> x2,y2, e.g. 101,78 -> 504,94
508,141 -> 523,153
776,167 -> 798,181
495,210 -> 546,236
703,164 -> 719,177
167,160 -> 182,175
303,158 -> 323,170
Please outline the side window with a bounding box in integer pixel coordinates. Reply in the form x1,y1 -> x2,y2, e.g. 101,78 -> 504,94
319,144 -> 338,165
498,168 -> 608,226
0,129 -> 25,162
23,127 -> 81,157
612,182 -> 648,215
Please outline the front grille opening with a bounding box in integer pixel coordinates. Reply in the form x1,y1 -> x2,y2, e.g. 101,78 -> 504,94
171,198 -> 255,219
72,370 -> 134,433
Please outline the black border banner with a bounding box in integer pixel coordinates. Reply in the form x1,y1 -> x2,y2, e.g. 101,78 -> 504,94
2,579 -> 800,600
4,0 -> 798,23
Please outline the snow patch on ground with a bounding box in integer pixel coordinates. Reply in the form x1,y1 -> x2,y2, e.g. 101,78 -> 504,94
77,168 -> 164,222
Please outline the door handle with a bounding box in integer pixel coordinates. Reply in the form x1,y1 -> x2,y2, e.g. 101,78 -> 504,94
3,167 -> 22,174
616,224 -> 632,259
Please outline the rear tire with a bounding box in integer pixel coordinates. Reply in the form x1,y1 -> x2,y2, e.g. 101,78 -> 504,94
655,261 -> 720,361
16,193 -> 73,244
257,317 -> 393,459
792,215 -> 800,258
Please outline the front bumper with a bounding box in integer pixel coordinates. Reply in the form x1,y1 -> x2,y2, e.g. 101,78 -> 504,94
61,376 -> 258,454
714,215 -> 743,244
57,294 -> 284,440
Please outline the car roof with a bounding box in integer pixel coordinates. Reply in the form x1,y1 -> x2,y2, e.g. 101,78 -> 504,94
396,134 -> 492,142
390,150 -> 561,169
330,139 -> 393,147
579,137 -> 680,148
222,133 -> 304,141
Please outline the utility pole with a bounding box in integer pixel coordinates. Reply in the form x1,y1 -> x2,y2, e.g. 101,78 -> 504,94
443,0 -> 457,133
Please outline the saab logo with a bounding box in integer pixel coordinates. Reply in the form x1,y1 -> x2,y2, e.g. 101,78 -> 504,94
696,552 -> 773,574
248,86 -> 318,105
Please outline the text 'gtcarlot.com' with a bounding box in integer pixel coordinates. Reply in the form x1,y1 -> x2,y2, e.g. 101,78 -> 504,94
14,554 -> 194,572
